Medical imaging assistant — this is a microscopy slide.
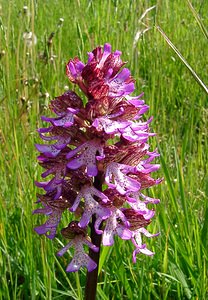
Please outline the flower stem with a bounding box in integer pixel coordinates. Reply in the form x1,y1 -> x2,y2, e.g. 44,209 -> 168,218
85,172 -> 103,300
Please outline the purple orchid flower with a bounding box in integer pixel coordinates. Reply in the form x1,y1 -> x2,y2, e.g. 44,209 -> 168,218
70,186 -> 111,228
67,140 -> 105,177
57,235 -> 99,272
105,162 -> 141,195
95,207 -> 132,246
131,228 -> 160,263
34,43 -> 161,275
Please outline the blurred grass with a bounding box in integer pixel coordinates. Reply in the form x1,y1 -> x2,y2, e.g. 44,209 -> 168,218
0,0 -> 207,299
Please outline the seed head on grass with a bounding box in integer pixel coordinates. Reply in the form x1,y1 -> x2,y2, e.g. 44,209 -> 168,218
34,43 -> 162,272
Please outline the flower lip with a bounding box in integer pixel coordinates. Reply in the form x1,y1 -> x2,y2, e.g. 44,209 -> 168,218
67,140 -> 105,177
57,230 -> 99,272
105,162 -> 141,195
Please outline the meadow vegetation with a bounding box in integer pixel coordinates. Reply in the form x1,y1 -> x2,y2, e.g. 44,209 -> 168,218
0,0 -> 207,299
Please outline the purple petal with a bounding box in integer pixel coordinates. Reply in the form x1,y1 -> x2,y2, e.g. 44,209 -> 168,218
66,145 -> 81,159
105,162 -> 141,195
39,133 -> 58,142
116,68 -> 131,81
32,207 -> 51,215
87,164 -> 98,177
87,259 -> 98,272
140,193 -> 160,204
117,227 -> 132,240
98,43 -> 112,68
68,62 -> 77,77
139,228 -> 160,238
37,126 -> 53,133
66,255 -> 97,273
35,181 -> 48,188
87,52 -> 94,63
34,225 -> 47,235
78,211 -> 92,228
35,144 -> 61,157
67,140 -> 104,177
67,158 -> 83,170
138,105 -> 149,115
132,243 -> 155,263
57,241 -> 73,256
70,194 -> 82,212
34,224 -> 56,239
94,218 -> 103,234
102,231 -> 114,246
92,117 -> 129,134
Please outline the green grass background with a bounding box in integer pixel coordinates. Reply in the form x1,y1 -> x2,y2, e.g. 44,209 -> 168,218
0,0 -> 207,299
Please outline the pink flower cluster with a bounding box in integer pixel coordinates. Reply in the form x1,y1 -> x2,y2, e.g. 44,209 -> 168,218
34,43 -> 162,272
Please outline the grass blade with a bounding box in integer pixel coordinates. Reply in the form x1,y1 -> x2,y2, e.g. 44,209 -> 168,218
156,26 -> 208,94
187,0 -> 208,40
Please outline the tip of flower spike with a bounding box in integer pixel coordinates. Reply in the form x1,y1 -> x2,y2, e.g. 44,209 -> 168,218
87,51 -> 94,63
66,58 -> 85,83
114,50 -> 122,56
104,43 -> 111,52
